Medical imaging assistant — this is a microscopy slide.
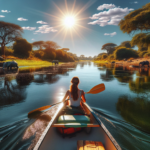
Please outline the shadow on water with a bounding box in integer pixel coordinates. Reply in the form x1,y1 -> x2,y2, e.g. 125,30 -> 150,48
0,76 -> 27,107
116,95 -> 150,133
33,74 -> 60,84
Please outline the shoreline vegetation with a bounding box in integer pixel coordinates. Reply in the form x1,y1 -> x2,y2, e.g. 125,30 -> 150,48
94,57 -> 150,67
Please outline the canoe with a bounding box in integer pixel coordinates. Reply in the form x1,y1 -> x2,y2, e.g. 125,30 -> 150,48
33,101 -> 122,150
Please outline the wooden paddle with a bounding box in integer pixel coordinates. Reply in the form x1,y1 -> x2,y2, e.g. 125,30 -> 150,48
28,83 -> 105,115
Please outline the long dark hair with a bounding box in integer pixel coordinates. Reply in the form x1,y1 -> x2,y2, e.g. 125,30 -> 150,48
70,76 -> 79,101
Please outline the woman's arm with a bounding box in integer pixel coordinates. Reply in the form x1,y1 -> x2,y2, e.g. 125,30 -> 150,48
62,90 -> 69,102
81,90 -> 86,102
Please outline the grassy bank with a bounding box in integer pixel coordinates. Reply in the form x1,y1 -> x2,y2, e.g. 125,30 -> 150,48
0,56 -> 64,67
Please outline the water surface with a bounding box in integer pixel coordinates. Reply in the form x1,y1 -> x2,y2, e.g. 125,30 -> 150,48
0,62 -> 150,150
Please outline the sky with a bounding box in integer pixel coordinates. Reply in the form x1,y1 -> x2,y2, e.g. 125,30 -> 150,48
0,0 -> 149,57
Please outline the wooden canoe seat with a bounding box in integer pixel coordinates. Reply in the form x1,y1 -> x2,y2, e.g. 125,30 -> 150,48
77,140 -> 105,150
52,123 -> 100,127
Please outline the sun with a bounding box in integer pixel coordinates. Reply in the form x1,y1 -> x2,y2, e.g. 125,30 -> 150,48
63,16 -> 76,28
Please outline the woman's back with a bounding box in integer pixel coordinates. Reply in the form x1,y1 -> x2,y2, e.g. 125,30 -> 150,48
68,90 -> 82,107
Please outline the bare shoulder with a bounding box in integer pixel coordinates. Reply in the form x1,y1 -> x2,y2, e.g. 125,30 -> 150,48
80,89 -> 84,95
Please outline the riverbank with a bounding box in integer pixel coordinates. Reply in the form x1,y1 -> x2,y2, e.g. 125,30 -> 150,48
0,56 -> 59,66
0,61 -> 77,75
94,58 -> 150,67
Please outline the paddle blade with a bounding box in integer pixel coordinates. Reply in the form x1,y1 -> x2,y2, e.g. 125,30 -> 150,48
86,83 -> 105,94
28,105 -> 51,115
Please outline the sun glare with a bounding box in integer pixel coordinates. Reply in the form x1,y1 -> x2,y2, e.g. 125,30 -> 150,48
63,16 -> 76,28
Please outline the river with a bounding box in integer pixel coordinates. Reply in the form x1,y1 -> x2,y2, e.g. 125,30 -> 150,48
0,62 -> 150,150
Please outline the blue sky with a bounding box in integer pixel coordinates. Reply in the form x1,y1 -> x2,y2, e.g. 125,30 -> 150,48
0,0 -> 149,57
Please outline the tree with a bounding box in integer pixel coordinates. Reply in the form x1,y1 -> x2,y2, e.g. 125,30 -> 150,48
43,41 -> 60,50
101,43 -> 117,55
119,3 -> 150,34
62,48 -> 69,52
131,33 -> 150,52
13,38 -> 32,58
0,21 -> 23,56
114,47 -> 138,60
120,41 -> 134,48
32,41 -> 44,50
55,49 -> 65,60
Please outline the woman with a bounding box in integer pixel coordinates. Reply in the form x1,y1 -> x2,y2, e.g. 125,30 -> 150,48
62,76 -> 86,114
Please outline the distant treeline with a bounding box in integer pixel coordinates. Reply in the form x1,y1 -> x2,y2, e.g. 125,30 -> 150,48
0,38 -> 78,62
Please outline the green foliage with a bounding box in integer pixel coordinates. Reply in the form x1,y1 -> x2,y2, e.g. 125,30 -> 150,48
33,50 -> 44,59
131,33 -> 150,51
119,3 -> 150,34
43,48 -> 56,60
13,38 -> 32,58
120,41 -> 134,48
102,54 -> 108,59
138,51 -> 147,57
143,52 -> 150,57
0,47 -> 14,56
108,54 -> 115,60
114,47 -> 138,60
55,50 -> 65,60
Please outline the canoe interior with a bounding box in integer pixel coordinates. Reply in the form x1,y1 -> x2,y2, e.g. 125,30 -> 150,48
37,102 -> 118,150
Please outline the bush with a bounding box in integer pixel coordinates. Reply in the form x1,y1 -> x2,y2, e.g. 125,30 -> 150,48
55,50 -> 65,60
43,48 -> 56,60
34,50 -> 44,59
114,47 -> 138,60
138,51 -> 148,57
13,38 -> 32,58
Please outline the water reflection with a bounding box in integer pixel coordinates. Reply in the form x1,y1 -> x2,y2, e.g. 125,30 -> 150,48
100,68 -> 114,82
129,68 -> 150,93
116,95 -> 150,133
0,76 -> 27,107
16,73 -> 34,86
112,67 -> 134,83
33,74 -> 60,84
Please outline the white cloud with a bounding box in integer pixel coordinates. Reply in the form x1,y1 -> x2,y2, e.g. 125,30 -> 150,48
104,32 -> 117,37
22,27 -> 36,30
88,6 -> 134,26
36,21 -> 48,24
0,15 -> 5,18
97,4 -> 115,10
17,17 -> 28,21
1,10 -> 11,13
31,38 -> 35,41
35,25 -> 57,34
130,1 -> 138,4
